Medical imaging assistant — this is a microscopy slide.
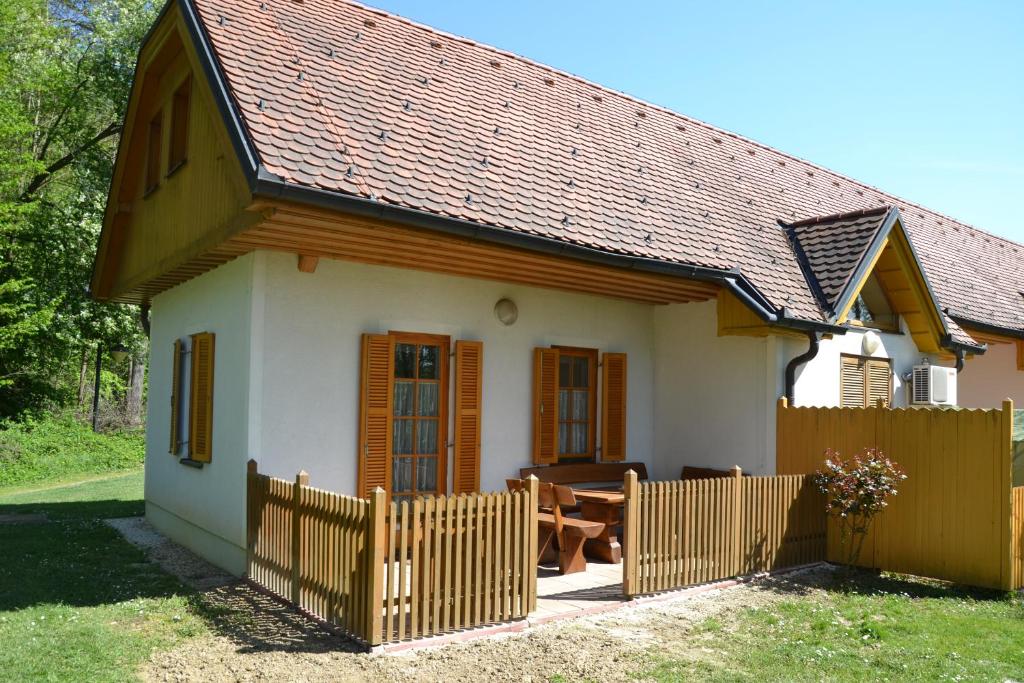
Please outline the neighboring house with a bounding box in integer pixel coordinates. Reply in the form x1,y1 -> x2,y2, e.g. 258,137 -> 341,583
91,0 -> 1024,574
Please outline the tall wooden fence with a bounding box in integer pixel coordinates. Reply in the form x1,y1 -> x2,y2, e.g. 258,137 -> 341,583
1013,487 -> 1024,590
777,398 -> 1018,590
622,470 -> 826,596
246,461 -> 537,647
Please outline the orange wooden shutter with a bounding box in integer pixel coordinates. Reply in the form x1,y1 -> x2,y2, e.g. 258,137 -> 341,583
358,333 -> 394,498
839,356 -> 865,408
1017,340 -> 1024,371
865,358 -> 892,407
601,352 -> 627,462
169,339 -> 182,454
532,347 -> 559,464
188,332 -> 215,462
453,340 -> 483,493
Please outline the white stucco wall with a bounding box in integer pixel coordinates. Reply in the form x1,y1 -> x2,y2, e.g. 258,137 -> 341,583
652,301 -> 783,478
958,342 -> 1024,408
144,253 -> 256,575
786,319 -> 948,408
251,251 -> 657,495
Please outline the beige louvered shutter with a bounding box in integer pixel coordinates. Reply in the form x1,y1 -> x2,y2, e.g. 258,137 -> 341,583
188,332 -> 215,462
601,352 -> 627,462
169,339 -> 182,454
453,340 -> 483,493
840,356 -> 866,408
865,358 -> 893,407
532,347 -> 559,464
358,333 -> 394,498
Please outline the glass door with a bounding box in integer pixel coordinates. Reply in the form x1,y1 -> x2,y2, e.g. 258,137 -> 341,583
390,333 -> 448,503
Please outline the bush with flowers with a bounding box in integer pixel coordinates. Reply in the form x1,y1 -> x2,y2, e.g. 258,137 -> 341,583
814,448 -> 907,568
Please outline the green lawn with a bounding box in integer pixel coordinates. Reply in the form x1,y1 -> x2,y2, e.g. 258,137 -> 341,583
641,572 -> 1024,682
0,470 -> 208,683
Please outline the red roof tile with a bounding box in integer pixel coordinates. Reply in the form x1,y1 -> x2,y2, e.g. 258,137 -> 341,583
191,0 -> 1023,336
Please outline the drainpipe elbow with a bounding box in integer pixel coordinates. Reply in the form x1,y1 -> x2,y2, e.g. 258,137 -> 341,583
785,330 -> 820,405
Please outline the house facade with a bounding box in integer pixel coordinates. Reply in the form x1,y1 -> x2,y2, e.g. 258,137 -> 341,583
93,0 -> 1024,574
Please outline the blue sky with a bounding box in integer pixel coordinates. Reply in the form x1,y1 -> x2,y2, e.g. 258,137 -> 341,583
362,0 -> 1024,244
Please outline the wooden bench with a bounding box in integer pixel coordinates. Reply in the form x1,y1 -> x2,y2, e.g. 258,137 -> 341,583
681,465 -> 743,480
519,461 -> 649,487
507,479 -> 604,574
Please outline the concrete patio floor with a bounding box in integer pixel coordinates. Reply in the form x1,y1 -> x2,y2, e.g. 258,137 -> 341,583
533,560 -> 625,622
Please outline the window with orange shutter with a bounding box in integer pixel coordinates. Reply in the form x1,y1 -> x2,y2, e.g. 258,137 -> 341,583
840,354 -> 892,408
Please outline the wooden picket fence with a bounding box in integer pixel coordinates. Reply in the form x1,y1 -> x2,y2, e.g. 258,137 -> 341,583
1013,486 -> 1024,590
622,469 -> 825,596
381,484 -> 537,643
245,461 -> 537,647
777,398 -> 1018,590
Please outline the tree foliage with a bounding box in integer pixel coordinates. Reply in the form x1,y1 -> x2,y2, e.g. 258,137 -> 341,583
0,0 -> 156,418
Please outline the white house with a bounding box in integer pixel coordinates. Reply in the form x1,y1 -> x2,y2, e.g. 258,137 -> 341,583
91,0 -> 1024,574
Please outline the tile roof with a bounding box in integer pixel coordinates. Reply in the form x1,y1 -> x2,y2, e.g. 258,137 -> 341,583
783,206 -> 891,315
190,0 -> 1023,337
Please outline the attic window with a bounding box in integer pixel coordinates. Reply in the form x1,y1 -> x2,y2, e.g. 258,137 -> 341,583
848,273 -> 898,332
145,111 -> 162,195
168,78 -> 191,174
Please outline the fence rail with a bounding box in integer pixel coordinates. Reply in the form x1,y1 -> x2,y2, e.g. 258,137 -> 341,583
246,461 -> 537,647
623,469 -> 825,596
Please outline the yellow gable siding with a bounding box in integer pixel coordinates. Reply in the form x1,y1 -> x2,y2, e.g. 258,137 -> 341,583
98,6 -> 251,301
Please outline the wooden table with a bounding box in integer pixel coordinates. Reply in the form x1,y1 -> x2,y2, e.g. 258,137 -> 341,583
571,489 -> 625,564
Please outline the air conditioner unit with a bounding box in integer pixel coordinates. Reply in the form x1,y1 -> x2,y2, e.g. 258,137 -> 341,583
911,364 -> 957,406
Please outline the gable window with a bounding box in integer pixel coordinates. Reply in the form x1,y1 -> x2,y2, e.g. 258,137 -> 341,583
533,346 -> 627,464
145,111 -> 163,194
840,354 -> 892,408
847,273 -> 898,332
168,78 -> 191,174
556,347 -> 597,460
358,332 -> 483,500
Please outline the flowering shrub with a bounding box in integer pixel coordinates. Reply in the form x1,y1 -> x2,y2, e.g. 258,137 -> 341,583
814,449 -> 907,567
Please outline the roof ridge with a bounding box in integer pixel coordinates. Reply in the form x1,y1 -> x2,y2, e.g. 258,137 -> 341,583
783,205 -> 892,229
344,0 -> 1020,248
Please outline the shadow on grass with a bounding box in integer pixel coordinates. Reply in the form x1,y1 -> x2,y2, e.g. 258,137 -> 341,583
754,564 -> 1013,604
0,502 -> 180,612
0,499 -> 365,655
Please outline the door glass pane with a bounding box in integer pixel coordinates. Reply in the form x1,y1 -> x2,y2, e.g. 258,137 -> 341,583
417,382 -> 439,416
415,456 -> 437,493
393,419 -> 413,455
572,390 -> 589,420
558,389 -> 570,420
571,423 -> 587,454
418,345 -> 439,379
573,356 -> 589,387
559,356 -> 572,388
558,423 -> 568,454
395,343 -> 416,378
393,457 -> 413,493
394,381 -> 414,416
416,419 -> 438,455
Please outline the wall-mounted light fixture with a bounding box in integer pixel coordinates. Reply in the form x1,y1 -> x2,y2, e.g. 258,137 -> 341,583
862,330 -> 881,356
494,297 -> 518,326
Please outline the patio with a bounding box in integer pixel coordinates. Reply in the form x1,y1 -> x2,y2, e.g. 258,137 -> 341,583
534,560 -> 624,622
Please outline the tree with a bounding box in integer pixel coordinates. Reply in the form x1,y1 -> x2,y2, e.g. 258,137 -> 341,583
814,448 -> 907,568
0,0 -> 156,419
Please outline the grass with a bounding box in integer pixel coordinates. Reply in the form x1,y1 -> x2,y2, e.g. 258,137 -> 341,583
0,416 -> 145,488
0,471 -> 207,682
640,571 -> 1024,682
